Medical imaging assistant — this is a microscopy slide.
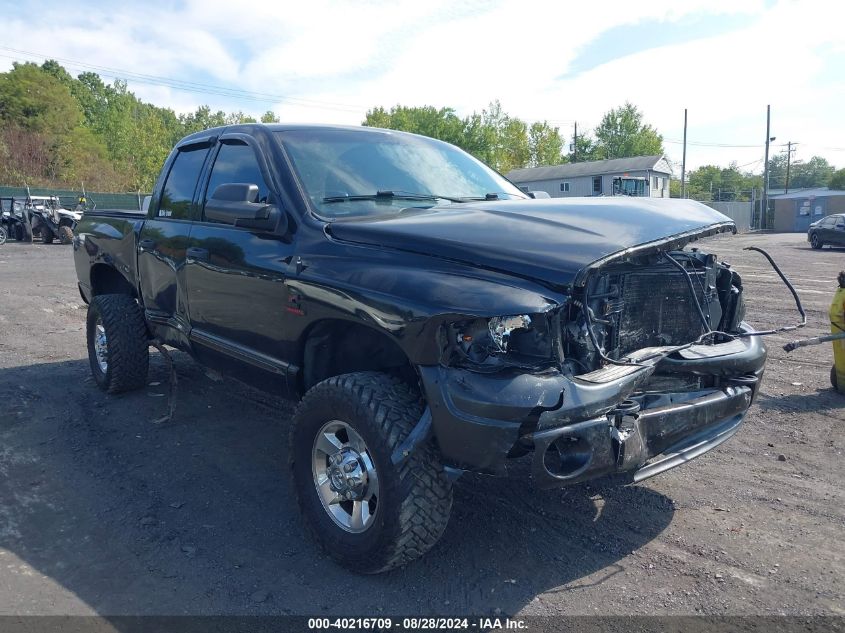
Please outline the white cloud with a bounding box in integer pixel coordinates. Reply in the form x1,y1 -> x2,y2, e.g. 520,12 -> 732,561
1,0 -> 842,171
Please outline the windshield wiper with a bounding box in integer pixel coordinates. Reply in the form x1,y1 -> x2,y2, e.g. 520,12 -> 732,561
322,190 -> 466,203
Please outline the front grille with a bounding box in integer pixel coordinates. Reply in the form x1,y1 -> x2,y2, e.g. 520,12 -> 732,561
616,271 -> 706,356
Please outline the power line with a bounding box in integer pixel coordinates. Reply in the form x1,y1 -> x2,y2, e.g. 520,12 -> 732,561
664,138 -> 763,148
0,46 -> 362,109
793,143 -> 845,152
736,157 -> 764,169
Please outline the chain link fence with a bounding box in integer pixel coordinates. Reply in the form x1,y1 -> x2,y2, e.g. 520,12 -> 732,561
0,186 -> 149,211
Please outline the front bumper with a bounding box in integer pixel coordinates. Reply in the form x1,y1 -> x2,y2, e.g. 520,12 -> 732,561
420,325 -> 766,488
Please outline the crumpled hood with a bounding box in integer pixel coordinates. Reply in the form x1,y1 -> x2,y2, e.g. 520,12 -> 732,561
327,197 -> 734,288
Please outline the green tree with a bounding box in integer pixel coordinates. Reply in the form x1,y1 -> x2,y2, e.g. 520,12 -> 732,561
479,100 -> 530,172
528,121 -> 564,167
789,156 -> 835,189
363,106 -> 392,129
686,163 -> 760,201
260,110 -> 280,123
568,131 -> 599,162
225,111 -> 258,124
0,62 -> 83,134
670,178 -> 682,198
363,104 -> 466,148
179,105 -> 227,135
362,101 -> 568,172
593,102 -> 663,159
0,62 -> 117,187
40,59 -> 74,85
830,168 -> 845,190
0,59 -> 286,191
766,154 -> 788,190
688,165 -> 722,200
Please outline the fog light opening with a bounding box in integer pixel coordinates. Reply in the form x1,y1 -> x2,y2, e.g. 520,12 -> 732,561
542,436 -> 592,478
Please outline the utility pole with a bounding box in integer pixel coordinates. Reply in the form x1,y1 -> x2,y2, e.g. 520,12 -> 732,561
762,105 -> 771,230
784,141 -> 797,193
681,108 -> 688,198
573,122 -> 578,163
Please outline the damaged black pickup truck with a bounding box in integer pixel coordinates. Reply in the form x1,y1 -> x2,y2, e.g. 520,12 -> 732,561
73,124 -> 768,573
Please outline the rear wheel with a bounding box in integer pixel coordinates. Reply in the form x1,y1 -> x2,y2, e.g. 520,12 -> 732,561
290,372 -> 453,573
86,294 -> 150,393
811,233 -> 822,249
0,226 -> 6,245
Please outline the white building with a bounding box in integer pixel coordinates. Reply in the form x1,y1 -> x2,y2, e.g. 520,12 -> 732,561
507,155 -> 672,198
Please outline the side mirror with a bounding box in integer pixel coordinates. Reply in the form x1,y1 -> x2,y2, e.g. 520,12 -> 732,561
205,183 -> 288,234
527,191 -> 551,199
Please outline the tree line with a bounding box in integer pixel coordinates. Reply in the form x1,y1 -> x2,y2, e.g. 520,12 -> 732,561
0,60 -> 279,192
680,154 -> 842,202
364,103 -> 842,200
363,101 -> 664,174
0,59 -> 842,195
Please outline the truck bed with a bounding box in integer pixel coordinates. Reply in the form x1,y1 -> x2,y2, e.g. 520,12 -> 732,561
74,210 -> 145,303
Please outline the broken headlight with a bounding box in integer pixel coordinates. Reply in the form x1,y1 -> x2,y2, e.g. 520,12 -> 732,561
448,314 -> 554,368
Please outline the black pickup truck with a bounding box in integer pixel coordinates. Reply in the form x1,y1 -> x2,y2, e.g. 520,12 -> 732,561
73,124 -> 766,573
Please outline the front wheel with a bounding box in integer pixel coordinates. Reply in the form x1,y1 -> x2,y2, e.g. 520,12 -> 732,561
811,233 -> 822,249
41,227 -> 54,244
0,226 -> 6,245
86,294 -> 150,393
290,372 -> 453,573
59,224 -> 74,244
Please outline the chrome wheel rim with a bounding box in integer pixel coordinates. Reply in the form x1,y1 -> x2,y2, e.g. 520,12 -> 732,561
312,420 -> 379,533
94,317 -> 108,373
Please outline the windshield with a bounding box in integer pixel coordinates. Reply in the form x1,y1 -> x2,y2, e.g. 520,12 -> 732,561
276,129 -> 526,220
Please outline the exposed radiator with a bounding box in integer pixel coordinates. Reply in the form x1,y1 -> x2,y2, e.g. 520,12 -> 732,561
616,271 -> 707,356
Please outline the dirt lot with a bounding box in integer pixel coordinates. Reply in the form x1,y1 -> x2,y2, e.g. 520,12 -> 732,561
0,232 -> 842,618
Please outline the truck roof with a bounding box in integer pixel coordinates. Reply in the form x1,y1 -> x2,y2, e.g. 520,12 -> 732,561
176,123 -> 421,148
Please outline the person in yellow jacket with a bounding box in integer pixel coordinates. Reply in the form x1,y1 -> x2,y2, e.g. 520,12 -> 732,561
831,271 -> 845,391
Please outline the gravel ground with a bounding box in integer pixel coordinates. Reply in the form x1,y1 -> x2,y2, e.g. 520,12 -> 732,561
0,232 -> 842,618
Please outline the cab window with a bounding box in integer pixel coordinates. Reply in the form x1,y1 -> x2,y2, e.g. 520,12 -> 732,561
157,146 -> 209,220
203,141 -> 272,223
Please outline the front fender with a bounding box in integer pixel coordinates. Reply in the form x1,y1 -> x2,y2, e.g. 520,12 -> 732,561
290,254 -> 567,364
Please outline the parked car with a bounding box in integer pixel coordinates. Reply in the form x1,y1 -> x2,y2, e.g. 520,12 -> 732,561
73,124 -> 767,573
808,213 -> 845,249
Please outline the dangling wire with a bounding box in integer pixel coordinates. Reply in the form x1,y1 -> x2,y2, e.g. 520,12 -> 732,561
738,246 -> 806,335
576,246 -> 806,371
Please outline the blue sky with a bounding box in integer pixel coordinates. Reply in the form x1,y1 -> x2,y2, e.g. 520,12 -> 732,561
1,0 -> 843,172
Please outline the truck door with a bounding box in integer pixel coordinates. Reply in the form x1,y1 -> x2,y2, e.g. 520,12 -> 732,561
184,134 -> 297,393
137,139 -> 213,345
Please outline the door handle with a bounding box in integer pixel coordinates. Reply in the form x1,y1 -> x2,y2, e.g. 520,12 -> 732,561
139,238 -> 157,251
187,247 -> 209,261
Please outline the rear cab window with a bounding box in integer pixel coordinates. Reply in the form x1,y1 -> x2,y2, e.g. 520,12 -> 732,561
156,146 -> 211,220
